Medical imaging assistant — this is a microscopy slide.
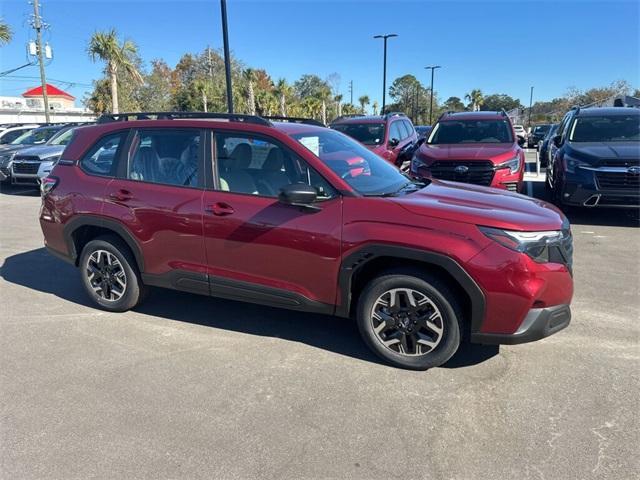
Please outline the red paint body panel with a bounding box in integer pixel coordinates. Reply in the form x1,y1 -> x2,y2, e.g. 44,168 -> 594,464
40,117 -> 574,341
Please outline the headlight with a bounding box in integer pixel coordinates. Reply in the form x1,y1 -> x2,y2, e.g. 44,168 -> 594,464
479,226 -> 571,264
0,154 -> 12,168
563,155 -> 589,173
495,156 -> 521,174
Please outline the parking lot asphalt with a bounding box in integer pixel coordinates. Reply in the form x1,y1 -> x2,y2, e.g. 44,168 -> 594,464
1,150 -> 639,480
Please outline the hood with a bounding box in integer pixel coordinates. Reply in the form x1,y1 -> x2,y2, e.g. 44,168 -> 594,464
417,143 -> 518,164
0,144 -> 32,154
367,144 -> 387,154
567,142 -> 640,161
13,145 -> 65,160
391,180 -> 565,231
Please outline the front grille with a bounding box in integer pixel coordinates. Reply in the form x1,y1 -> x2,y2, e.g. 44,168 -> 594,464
12,162 -> 39,175
600,158 -> 640,168
595,171 -> 640,190
429,161 -> 495,186
13,155 -> 41,162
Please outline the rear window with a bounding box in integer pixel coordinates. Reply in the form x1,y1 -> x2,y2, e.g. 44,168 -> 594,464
332,122 -> 385,146
428,120 -> 514,144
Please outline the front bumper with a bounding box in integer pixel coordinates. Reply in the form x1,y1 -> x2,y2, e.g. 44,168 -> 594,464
562,167 -> 640,208
471,304 -> 571,345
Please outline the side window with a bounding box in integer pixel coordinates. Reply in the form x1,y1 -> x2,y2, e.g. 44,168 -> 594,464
389,121 -> 403,141
127,129 -> 201,187
404,121 -> 415,138
80,132 -> 125,176
1,130 -> 25,144
215,133 -> 335,199
559,113 -> 573,142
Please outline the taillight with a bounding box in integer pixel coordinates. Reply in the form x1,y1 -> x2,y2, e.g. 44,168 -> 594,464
40,175 -> 59,196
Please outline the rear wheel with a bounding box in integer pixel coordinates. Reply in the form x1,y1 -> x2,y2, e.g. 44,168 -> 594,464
79,235 -> 144,312
356,270 -> 462,370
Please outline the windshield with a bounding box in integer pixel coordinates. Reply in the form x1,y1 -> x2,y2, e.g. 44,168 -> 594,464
428,120 -> 514,144
569,115 -> 640,142
48,128 -> 74,145
331,122 -> 385,146
292,129 -> 419,196
10,127 -> 60,146
533,125 -> 551,134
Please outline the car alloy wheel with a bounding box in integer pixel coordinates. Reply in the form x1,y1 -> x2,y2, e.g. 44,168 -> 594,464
370,287 -> 444,356
85,249 -> 127,302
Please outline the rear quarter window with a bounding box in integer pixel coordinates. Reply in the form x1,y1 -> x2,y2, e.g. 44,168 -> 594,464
80,132 -> 126,176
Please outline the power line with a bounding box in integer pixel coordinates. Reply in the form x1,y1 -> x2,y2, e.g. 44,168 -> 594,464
1,75 -> 93,88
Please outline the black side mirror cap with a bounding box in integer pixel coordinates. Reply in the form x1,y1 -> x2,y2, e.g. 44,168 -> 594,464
388,137 -> 400,148
278,183 -> 320,211
552,134 -> 562,148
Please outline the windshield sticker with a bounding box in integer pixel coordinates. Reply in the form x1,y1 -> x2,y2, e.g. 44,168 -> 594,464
299,136 -> 320,156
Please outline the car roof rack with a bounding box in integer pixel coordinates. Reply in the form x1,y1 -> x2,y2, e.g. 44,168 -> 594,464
331,114 -> 366,122
96,111 -> 272,127
262,116 -> 325,127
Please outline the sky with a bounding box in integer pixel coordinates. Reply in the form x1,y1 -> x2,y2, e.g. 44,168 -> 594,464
1,0 -> 638,109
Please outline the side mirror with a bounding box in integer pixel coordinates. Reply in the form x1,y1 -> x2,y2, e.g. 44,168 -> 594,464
278,183 -> 320,211
552,134 -> 562,148
517,136 -> 526,147
416,137 -> 426,148
388,137 -> 400,148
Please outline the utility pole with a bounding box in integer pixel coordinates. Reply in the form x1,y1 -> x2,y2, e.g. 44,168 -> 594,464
349,80 -> 353,106
373,34 -> 397,115
32,0 -> 50,122
220,0 -> 234,113
425,65 -> 441,125
528,86 -> 534,128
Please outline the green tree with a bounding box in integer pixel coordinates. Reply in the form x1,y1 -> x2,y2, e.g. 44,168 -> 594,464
334,94 -> 343,119
293,74 -> 330,99
358,95 -> 370,114
275,78 -> 291,116
0,19 -> 12,46
465,89 -> 484,111
87,29 -> 143,113
243,68 -> 256,115
372,100 -> 379,115
138,60 -> 174,111
481,94 -> 521,112
443,96 -> 465,112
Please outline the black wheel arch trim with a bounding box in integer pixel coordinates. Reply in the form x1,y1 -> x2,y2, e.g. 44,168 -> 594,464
336,244 -> 486,333
62,215 -> 145,272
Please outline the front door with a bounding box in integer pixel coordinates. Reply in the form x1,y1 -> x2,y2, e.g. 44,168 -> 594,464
102,127 -> 207,293
201,131 -> 342,310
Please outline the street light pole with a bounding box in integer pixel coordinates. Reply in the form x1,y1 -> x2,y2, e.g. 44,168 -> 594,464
528,86 -> 534,129
220,0 -> 234,113
373,34 -> 397,114
424,65 -> 441,125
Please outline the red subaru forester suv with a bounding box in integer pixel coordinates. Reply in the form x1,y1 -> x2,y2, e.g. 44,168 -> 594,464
411,111 -> 525,192
330,112 -> 418,167
40,112 -> 573,370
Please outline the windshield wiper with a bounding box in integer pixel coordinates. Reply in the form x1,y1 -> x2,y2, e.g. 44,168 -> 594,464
367,180 -> 425,198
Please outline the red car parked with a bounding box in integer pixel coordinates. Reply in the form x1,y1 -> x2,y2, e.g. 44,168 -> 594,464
330,112 -> 418,167
40,112 -> 573,370
411,111 -> 525,192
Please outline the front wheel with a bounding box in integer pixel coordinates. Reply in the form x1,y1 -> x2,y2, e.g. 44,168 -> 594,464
79,235 -> 144,312
356,270 -> 462,370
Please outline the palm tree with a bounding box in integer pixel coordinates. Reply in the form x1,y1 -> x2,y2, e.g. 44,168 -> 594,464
0,19 -> 12,46
334,94 -> 343,119
87,29 -> 143,114
372,100 -> 379,116
243,68 -> 256,115
318,86 -> 332,125
275,78 -> 290,116
465,89 -> 484,111
358,95 -> 370,114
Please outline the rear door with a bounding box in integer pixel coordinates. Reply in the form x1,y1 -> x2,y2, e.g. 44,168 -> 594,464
201,130 -> 342,309
101,127 -> 208,293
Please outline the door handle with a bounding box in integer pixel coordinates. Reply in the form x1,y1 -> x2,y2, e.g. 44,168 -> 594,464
206,202 -> 234,216
109,189 -> 133,201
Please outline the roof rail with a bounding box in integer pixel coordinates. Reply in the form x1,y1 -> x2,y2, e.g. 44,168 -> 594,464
383,111 -> 406,119
96,111 -> 272,127
331,114 -> 366,123
263,116 -> 325,127
570,105 -> 581,114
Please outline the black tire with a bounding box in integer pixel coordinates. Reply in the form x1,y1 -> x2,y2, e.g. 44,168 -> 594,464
79,235 -> 144,312
356,269 -> 462,370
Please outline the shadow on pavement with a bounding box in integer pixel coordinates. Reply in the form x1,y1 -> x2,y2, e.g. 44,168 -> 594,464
1,247 -> 497,370
0,183 -> 40,196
